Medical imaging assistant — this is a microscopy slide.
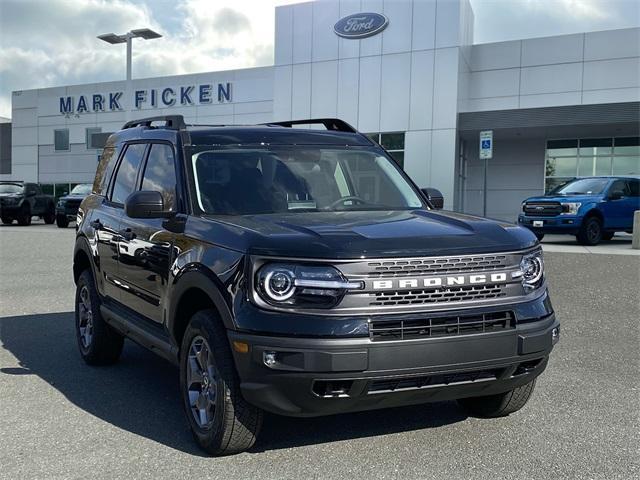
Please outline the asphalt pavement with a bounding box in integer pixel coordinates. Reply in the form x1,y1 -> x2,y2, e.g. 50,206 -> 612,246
0,221 -> 638,480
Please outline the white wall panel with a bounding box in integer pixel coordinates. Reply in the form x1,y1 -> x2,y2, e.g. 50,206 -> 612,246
520,63 -> 582,95
584,28 -> 640,61
357,56 -> 381,132
337,58 -> 360,127
9,163 -> 38,182
435,0 -> 460,48
11,146 -> 38,166
232,101 -> 273,115
292,3 -> 313,64
432,48 -> 459,129
11,127 -> 37,147
380,53 -> 411,131
382,0 -> 412,54
312,0 -> 340,62
311,61 -> 339,118
468,69 -> 520,99
582,87 -> 640,104
404,130 -> 432,187
521,33 -> 583,67
412,0 -> 436,51
273,65 -> 292,121
462,96 -> 519,112
470,41 -> 520,71
291,63 -> 312,119
430,128 -> 456,209
583,58 -> 640,91
11,89 -> 38,109
338,0 -> 361,59
275,6 -> 294,65
359,0 -> 383,57
519,91 -> 582,109
11,108 -> 37,128
409,50 -> 434,130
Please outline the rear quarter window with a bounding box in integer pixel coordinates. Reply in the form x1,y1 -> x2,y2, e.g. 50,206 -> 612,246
93,145 -> 120,196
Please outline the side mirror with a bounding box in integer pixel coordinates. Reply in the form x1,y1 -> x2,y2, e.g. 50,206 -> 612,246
421,187 -> 444,209
125,190 -> 171,219
26,189 -> 37,197
608,190 -> 624,201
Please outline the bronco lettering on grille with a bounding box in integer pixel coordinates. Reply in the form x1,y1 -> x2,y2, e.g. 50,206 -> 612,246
370,272 -> 509,290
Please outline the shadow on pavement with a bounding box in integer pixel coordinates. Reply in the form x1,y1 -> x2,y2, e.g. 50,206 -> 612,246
0,312 -> 466,455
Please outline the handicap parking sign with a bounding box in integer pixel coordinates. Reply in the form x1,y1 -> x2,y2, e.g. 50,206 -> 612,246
479,131 -> 493,159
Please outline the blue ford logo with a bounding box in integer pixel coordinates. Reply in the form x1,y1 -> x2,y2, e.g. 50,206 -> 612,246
334,12 -> 388,39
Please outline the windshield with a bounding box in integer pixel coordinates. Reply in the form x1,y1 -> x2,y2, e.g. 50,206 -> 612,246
0,184 -> 23,194
189,147 -> 424,215
551,178 -> 610,195
70,184 -> 92,195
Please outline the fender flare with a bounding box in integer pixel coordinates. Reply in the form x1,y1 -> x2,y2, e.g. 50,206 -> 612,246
168,266 -> 236,334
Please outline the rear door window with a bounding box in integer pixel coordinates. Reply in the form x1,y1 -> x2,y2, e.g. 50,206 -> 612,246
140,144 -> 178,212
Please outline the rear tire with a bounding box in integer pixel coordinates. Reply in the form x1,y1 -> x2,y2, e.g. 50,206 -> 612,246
458,379 -> 536,417
180,310 -> 262,455
56,215 -> 70,228
43,205 -> 56,224
75,269 -> 124,365
17,205 -> 31,226
576,216 -> 602,245
1,216 -> 12,225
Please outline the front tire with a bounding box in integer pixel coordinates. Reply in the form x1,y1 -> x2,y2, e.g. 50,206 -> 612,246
1,216 -> 12,225
534,232 -> 545,241
576,216 -> 602,245
180,310 -> 262,455
43,205 -> 56,224
56,215 -> 70,228
458,379 -> 536,417
75,270 -> 124,365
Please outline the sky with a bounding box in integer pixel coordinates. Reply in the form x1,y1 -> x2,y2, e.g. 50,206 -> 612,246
0,0 -> 639,118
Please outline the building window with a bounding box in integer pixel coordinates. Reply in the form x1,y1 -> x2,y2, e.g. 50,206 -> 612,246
544,137 -> 640,192
54,129 -> 69,151
365,132 -> 405,169
85,127 -> 102,149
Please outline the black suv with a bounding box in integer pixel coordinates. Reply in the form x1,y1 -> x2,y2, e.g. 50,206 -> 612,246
0,181 -> 56,226
73,116 -> 559,455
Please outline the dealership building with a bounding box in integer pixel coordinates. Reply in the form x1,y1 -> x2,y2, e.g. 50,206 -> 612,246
4,0 -> 639,220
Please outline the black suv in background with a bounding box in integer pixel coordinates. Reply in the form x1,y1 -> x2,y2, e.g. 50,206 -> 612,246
73,116 -> 559,455
56,183 -> 93,228
0,181 -> 56,226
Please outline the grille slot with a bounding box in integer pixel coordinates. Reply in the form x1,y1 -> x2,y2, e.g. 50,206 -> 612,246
523,202 -> 562,216
369,311 -> 514,341
366,255 -> 508,277
369,284 -> 507,307
368,369 -> 501,394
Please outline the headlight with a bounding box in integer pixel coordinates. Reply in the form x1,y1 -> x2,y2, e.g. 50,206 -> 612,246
560,202 -> 581,215
255,263 -> 363,309
518,250 -> 544,289
57,200 -> 65,207
3,197 -> 16,205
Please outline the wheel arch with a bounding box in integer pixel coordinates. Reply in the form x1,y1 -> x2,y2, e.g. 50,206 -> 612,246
169,267 -> 236,351
73,236 -> 96,285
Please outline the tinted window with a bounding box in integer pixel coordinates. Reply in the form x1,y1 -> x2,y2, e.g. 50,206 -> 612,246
94,146 -> 120,195
141,144 -> 177,212
609,179 -> 630,196
627,179 -> 639,197
111,144 -> 147,205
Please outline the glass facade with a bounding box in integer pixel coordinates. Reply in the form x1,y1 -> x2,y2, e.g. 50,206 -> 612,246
544,137 -> 640,192
365,132 -> 405,169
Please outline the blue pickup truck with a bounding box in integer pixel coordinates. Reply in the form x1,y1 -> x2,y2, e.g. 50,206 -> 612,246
518,176 -> 639,245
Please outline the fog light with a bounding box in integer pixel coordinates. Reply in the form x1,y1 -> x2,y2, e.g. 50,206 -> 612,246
551,327 -> 560,344
263,351 -> 277,367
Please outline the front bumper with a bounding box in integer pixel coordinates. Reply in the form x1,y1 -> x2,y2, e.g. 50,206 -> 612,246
56,205 -> 80,219
229,312 -> 559,417
0,204 -> 22,216
518,214 -> 582,234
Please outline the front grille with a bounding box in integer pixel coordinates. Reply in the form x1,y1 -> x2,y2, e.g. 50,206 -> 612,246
369,284 -> 507,307
64,199 -> 82,208
523,202 -> 562,216
366,255 -> 508,277
368,369 -> 501,394
369,311 -> 514,341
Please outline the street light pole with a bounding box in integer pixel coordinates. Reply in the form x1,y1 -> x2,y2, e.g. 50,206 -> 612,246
97,28 -> 162,81
126,34 -> 133,81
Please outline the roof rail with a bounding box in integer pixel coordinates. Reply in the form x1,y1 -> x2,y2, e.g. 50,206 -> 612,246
265,118 -> 358,133
122,115 -> 186,130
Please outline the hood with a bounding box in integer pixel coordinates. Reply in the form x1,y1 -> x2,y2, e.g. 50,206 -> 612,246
525,194 -> 603,203
190,209 -> 537,259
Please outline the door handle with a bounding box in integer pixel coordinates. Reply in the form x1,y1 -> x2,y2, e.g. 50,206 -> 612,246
90,219 -> 103,230
119,227 -> 136,241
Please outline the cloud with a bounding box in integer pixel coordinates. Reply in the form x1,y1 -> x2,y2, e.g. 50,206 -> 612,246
0,0 -> 302,117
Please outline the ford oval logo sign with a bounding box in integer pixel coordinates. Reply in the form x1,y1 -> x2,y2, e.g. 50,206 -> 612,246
334,12 -> 388,39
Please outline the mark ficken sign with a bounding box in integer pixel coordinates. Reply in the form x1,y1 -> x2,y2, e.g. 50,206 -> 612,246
59,81 -> 232,114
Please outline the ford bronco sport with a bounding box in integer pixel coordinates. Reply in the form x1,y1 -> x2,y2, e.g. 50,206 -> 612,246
73,116 -> 559,455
